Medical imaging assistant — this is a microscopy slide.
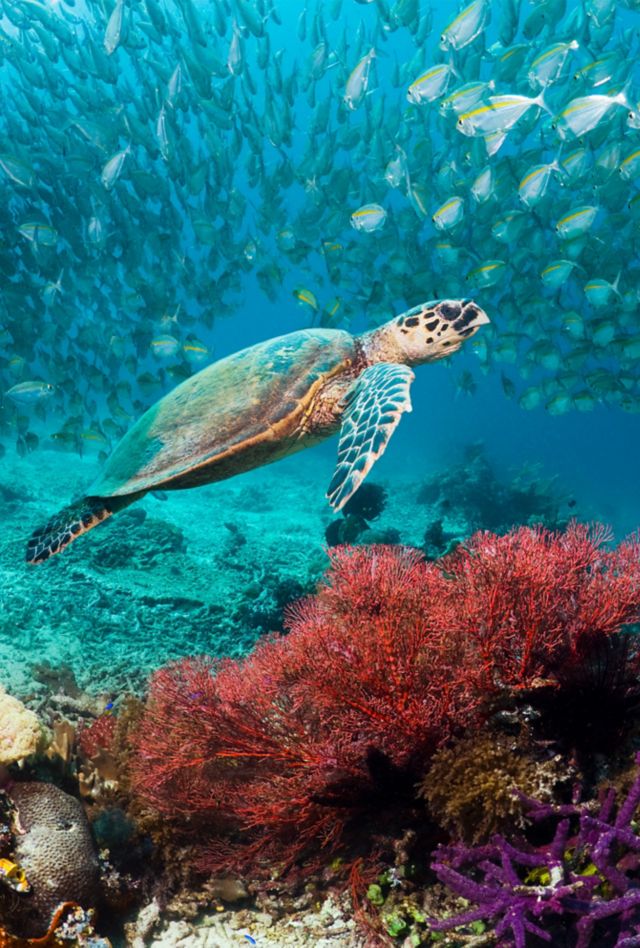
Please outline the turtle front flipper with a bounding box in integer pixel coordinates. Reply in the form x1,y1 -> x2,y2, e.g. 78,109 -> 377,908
26,493 -> 142,564
327,362 -> 414,510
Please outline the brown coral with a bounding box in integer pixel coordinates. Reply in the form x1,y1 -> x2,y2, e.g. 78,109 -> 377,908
419,731 -> 564,843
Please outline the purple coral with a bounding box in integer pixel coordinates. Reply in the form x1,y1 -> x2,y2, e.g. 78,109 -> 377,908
429,753 -> 640,948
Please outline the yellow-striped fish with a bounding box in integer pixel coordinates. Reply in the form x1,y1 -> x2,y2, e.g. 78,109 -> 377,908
466,259 -> 506,287
293,287 -> 319,310
150,334 -> 181,357
541,260 -> 578,289
528,41 -> 578,89
183,337 -> 211,365
350,203 -> 387,232
432,195 -> 464,230
555,205 -> 598,240
457,92 -> 547,136
554,90 -> 629,139
518,160 -> 561,207
440,0 -> 489,51
619,148 -> 640,181
407,64 -> 456,105
344,48 -> 376,110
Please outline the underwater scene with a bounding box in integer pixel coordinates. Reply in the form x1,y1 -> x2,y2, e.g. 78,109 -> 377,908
3,0 -> 640,944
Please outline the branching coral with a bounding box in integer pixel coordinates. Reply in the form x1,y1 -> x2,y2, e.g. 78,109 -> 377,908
129,525 -> 640,887
130,546 -> 478,879
77,716 -> 117,761
428,753 -> 640,948
437,523 -> 640,763
438,522 -> 640,695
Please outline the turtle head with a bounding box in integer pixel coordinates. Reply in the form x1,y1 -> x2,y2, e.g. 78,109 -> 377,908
371,299 -> 490,366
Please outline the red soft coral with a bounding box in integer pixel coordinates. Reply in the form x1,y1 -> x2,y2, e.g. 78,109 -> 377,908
130,526 -> 640,880
131,546 -> 476,877
439,522 -> 640,694
78,714 -> 117,759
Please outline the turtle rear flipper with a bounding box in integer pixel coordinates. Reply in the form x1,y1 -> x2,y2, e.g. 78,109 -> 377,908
327,362 -> 414,510
26,493 -> 141,564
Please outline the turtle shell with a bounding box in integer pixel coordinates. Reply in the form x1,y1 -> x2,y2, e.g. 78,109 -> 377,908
92,328 -> 356,497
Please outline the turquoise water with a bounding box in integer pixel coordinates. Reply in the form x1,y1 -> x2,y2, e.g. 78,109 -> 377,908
1,0 -> 640,942
1,0 -> 639,682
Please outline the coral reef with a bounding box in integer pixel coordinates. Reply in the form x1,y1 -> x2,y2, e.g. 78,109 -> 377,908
0,903 -> 111,947
5,518 -> 637,946
29,695 -> 151,921
1,452 -> 328,697
325,482 -> 396,547
436,523 -> 640,767
422,517 -> 459,560
128,526 -> 640,897
87,511 -> 187,571
0,688 -> 47,768
77,715 -> 117,761
77,716 -> 121,807
419,731 -> 565,843
343,483 -> 388,522
129,890 -> 364,947
234,571 -> 314,633
428,755 -> 640,948
0,782 -> 100,939
130,546 -> 478,881
417,443 -> 566,553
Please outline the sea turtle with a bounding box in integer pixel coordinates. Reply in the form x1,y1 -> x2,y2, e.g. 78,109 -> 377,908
26,298 -> 489,563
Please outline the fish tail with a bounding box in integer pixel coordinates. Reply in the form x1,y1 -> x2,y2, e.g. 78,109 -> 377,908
26,493 -> 139,564
536,90 -> 552,114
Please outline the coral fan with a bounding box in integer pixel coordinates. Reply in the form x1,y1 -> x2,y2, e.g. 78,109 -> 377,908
78,716 -> 117,761
130,525 -> 640,885
428,754 -> 640,948
438,523 -> 640,762
131,546 -> 477,878
439,522 -> 640,695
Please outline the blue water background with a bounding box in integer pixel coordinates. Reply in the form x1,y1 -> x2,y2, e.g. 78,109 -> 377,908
1,0 -> 638,545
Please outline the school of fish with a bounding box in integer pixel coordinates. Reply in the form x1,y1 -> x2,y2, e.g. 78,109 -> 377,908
1,0 -> 640,463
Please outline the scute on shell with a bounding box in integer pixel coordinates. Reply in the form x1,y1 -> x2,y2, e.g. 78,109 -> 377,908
92,329 -> 356,497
